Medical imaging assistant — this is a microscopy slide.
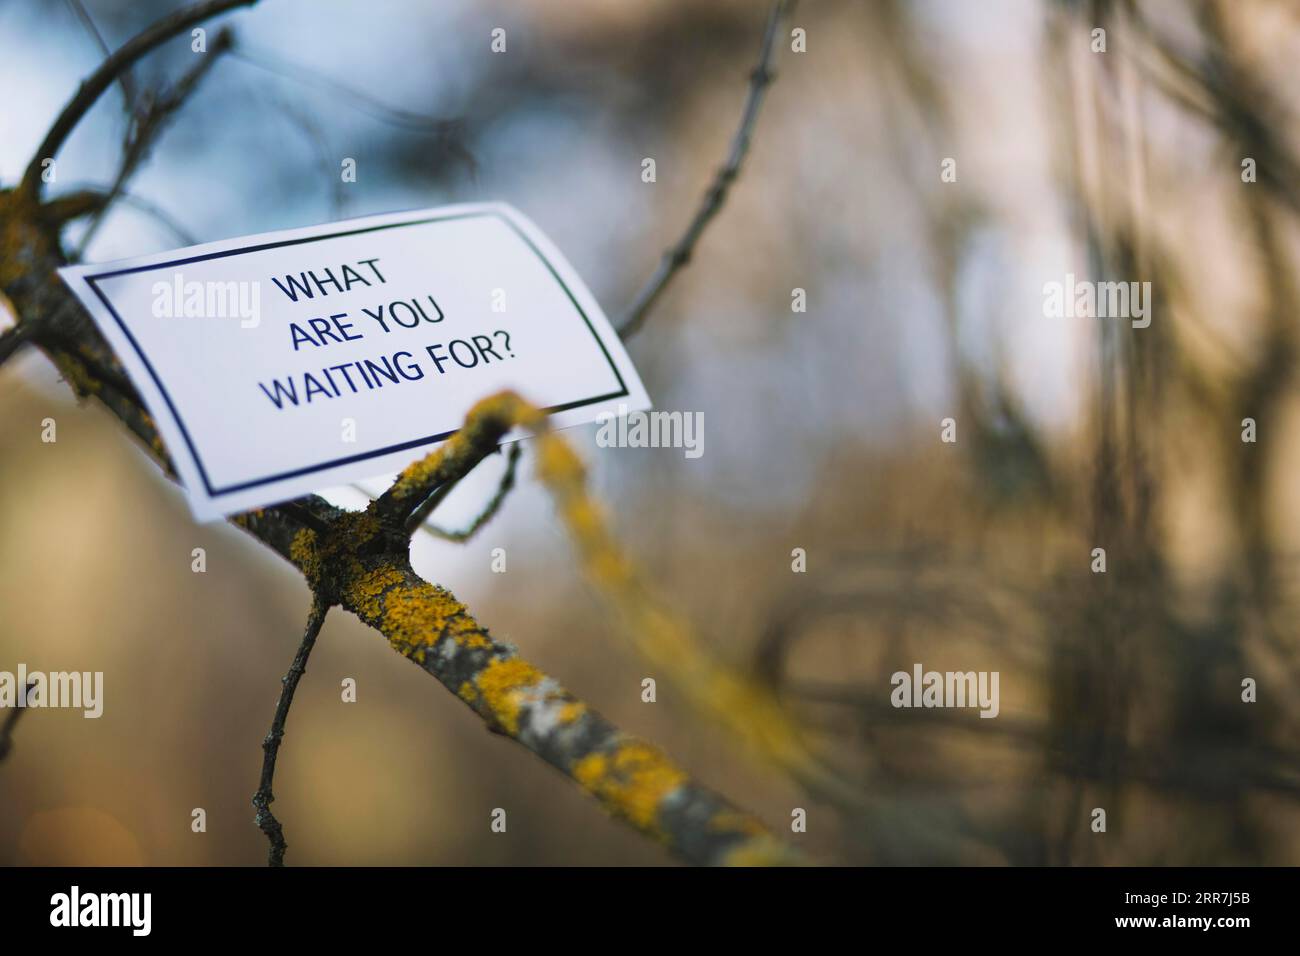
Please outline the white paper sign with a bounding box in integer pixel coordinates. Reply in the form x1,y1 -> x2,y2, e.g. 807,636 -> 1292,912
59,203 -> 650,521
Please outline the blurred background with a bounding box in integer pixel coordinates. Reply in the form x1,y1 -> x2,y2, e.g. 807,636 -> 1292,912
2,0 -> 1300,865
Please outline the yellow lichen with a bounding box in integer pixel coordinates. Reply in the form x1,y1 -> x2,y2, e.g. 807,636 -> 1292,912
378,582 -> 466,652
719,838 -> 799,867
558,701 -> 586,725
386,391 -> 548,504
340,509 -> 381,546
534,433 -> 585,488
557,498 -> 605,543
529,406 -> 826,793
707,809 -> 768,837
473,656 -> 544,734
572,741 -> 687,832
345,564 -> 406,621
446,614 -> 489,648
289,528 -> 320,582
51,353 -> 102,398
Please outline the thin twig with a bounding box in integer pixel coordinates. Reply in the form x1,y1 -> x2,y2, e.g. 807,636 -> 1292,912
407,442 -> 522,538
252,597 -> 329,867
0,683 -> 38,764
231,45 -> 468,135
403,478 -> 460,529
0,325 -> 31,368
372,399 -> 523,529
76,28 -> 235,256
18,0 -> 259,202
52,183 -> 201,248
108,191 -> 202,247
617,0 -> 794,340
256,85 -> 346,219
231,44 -> 476,178
64,0 -> 139,111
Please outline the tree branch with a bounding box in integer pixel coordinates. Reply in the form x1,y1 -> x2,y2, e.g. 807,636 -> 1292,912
617,0 -> 794,339
374,393 -> 850,807
0,0 -> 811,864
52,182 -> 204,247
230,44 -> 457,133
18,0 -> 259,202
373,398 -> 530,528
105,190 -> 202,246
0,200 -> 799,866
64,0 -> 139,112
0,325 -> 31,368
240,500 -> 794,865
252,596 -> 329,866
76,27 -> 236,257
408,441 -> 522,538
0,683 -> 37,764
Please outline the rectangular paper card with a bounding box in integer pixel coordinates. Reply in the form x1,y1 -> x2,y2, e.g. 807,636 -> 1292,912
59,203 -> 650,521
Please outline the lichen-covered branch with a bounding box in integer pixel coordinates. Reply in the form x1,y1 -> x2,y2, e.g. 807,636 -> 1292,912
373,398 -> 536,527
1,195 -> 806,866
379,393 -> 846,804
0,0 -> 809,865
241,503 -> 794,865
1,217 -> 796,861
416,441 -> 522,540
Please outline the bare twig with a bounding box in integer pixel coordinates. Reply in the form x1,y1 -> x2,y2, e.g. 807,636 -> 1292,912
0,683 -> 38,764
617,0 -> 794,339
252,597 -> 329,867
232,43 -> 478,180
0,325 -> 31,368
256,86 -> 347,218
77,27 -> 235,256
64,0 -> 139,111
407,442 -> 522,538
18,0 -> 259,202
231,45 -> 459,133
404,478 -> 458,531
53,183 -> 202,249
107,191 -> 201,247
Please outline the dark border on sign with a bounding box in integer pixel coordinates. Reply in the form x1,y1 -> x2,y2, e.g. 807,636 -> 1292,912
82,209 -> 630,498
